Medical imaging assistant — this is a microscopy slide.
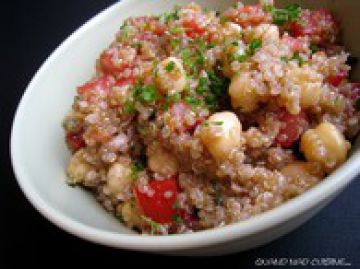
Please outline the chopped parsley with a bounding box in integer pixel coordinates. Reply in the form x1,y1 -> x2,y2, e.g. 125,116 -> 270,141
171,92 -> 181,102
170,26 -> 183,34
194,49 -> 206,65
184,95 -> 201,107
248,39 -> 262,55
203,121 -> 224,127
266,4 -> 301,26
195,77 -> 208,94
170,38 -> 181,47
162,10 -> 179,23
292,52 -> 306,66
280,56 -> 289,62
141,216 -> 162,235
181,49 -> 192,69
310,43 -> 319,53
208,70 -> 230,97
172,214 -> 182,224
165,60 -> 175,72
132,82 -> 158,104
228,39 -> 262,63
130,161 -> 145,180
210,179 -> 223,206
123,100 -> 136,114
119,23 -> 133,39
219,17 -> 229,25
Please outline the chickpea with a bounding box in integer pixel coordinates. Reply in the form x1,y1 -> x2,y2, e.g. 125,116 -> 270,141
106,162 -> 132,196
200,111 -> 242,160
300,122 -> 350,172
147,145 -> 179,176
66,149 -> 92,185
285,66 -> 324,110
155,57 -> 187,95
229,72 -> 262,112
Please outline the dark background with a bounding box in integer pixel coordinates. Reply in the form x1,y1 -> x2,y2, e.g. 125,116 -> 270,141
2,0 -> 359,267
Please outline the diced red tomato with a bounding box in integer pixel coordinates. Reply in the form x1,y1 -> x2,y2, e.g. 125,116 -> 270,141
289,9 -> 338,44
66,131 -> 85,151
99,46 -> 133,75
282,34 -> 307,52
77,76 -> 114,101
223,5 -> 270,27
328,71 -> 348,87
275,109 -> 309,148
134,177 -> 179,224
182,19 -> 205,39
115,77 -> 135,87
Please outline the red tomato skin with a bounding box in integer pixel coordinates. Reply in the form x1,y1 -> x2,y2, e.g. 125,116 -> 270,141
328,71 -> 347,87
66,131 -> 85,151
182,20 -> 205,38
289,9 -> 337,44
99,48 -> 130,75
275,110 -> 308,148
115,77 -> 135,87
77,76 -> 113,97
134,178 -> 179,224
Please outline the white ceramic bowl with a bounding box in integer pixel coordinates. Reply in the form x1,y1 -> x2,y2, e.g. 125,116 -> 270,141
11,0 -> 360,256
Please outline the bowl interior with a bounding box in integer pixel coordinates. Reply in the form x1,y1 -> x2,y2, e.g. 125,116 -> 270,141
11,0 -> 360,238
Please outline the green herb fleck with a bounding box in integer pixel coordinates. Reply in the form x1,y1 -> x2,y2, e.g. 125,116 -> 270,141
208,70 -> 230,97
170,38 -> 181,47
280,56 -> 289,62
165,61 -> 175,73
141,216 -> 162,235
220,17 -> 229,25
163,10 -> 179,23
292,52 -> 306,66
194,49 -> 206,65
310,43 -> 319,53
171,92 -> 181,102
268,4 -> 301,26
170,26 -> 183,34
195,77 -> 208,94
172,214 -> 182,224
249,39 -> 262,54
124,100 -> 136,114
184,95 -> 201,107
132,83 -> 158,104
119,23 -> 133,39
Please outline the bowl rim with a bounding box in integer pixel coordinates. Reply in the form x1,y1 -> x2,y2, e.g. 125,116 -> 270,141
10,0 -> 360,252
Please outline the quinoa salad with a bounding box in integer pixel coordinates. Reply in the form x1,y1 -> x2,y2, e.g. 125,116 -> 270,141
63,1 -> 360,235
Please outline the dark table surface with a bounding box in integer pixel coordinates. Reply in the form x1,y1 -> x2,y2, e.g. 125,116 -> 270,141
2,1 -> 359,267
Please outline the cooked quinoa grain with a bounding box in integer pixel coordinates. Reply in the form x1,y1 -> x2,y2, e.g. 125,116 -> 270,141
63,1 -> 360,235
